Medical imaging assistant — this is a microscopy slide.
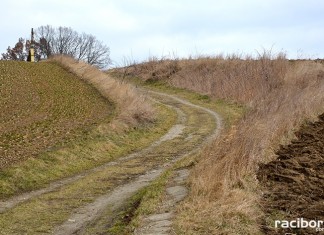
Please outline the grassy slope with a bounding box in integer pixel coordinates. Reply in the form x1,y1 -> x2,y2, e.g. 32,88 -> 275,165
50,56 -> 155,126
0,60 -> 114,169
0,61 -> 171,199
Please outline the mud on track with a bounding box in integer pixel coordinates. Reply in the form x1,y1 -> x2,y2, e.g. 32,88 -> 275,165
258,113 -> 324,235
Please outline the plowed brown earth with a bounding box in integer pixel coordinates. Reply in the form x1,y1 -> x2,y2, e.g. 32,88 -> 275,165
258,113 -> 324,235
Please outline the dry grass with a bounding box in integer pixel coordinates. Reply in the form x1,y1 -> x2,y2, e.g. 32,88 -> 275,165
50,55 -> 155,127
122,54 -> 324,234
178,60 -> 324,234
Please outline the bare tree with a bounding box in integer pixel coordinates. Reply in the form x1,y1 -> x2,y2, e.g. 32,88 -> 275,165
76,33 -> 94,61
1,25 -> 111,68
35,25 -> 55,58
86,38 -> 111,68
34,25 -> 111,68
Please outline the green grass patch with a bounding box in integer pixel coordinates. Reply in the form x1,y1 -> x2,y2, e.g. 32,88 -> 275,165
0,102 -> 176,199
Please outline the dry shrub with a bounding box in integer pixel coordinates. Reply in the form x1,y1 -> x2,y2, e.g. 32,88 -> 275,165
50,55 -> 155,127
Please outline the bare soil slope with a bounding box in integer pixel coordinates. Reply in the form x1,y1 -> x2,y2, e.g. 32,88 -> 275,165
258,113 -> 324,235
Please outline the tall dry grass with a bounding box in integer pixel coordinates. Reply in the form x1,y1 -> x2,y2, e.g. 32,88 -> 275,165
178,60 -> 324,235
124,54 -> 324,234
50,55 -> 155,127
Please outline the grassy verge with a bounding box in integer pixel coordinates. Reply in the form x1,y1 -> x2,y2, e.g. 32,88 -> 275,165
0,102 -> 176,199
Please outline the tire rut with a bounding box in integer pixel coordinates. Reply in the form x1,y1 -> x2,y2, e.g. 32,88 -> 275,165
134,168 -> 190,235
75,91 -> 223,235
133,91 -> 223,235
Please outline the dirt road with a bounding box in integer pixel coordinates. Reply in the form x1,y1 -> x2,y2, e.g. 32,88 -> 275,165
0,89 -> 222,234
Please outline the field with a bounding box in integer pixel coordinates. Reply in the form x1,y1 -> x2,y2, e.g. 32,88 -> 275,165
0,60 -> 114,169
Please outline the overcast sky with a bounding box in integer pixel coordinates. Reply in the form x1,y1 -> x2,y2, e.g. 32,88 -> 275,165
1,0 -> 324,66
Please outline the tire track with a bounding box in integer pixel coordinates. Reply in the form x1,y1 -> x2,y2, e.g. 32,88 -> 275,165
54,91 -> 223,235
0,90 -> 223,235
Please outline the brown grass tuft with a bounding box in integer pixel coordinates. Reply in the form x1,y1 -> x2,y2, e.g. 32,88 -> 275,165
50,55 -> 155,127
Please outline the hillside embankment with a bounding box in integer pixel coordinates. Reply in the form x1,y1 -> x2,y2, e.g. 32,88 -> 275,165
0,57 -> 155,199
118,55 -> 324,234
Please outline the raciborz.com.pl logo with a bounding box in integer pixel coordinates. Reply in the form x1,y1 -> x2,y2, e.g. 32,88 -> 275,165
275,218 -> 324,232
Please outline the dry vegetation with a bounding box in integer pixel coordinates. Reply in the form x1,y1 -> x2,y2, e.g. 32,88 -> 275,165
121,53 -> 324,234
0,60 -> 113,169
50,55 -> 155,126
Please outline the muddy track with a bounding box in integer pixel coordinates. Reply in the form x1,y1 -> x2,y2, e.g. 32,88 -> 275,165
0,90 -> 222,235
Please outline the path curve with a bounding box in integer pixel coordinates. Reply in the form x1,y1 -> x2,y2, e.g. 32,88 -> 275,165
134,90 -> 224,234
53,90 -> 223,235
148,90 -> 223,139
0,90 -> 223,235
